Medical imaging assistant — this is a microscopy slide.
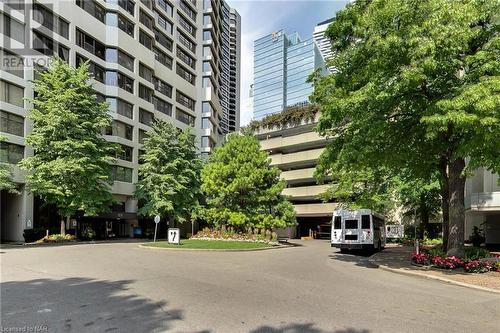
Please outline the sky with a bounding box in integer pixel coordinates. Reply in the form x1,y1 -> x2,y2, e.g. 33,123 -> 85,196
227,0 -> 350,126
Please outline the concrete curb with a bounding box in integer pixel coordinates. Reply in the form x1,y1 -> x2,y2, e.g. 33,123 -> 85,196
138,243 -> 292,252
368,258 -> 500,295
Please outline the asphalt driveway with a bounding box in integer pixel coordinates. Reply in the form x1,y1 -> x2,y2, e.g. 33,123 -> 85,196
1,240 -> 499,332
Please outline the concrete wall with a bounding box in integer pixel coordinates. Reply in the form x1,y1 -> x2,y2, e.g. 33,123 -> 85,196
0,186 -> 33,242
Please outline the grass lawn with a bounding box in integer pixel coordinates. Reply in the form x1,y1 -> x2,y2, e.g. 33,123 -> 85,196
144,239 -> 273,249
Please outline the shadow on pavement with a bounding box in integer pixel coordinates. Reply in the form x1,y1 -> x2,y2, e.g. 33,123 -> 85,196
250,323 -> 370,333
0,277 -> 182,332
328,250 -> 379,269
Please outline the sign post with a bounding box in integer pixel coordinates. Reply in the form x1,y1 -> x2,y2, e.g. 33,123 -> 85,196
153,215 -> 160,242
168,228 -> 180,245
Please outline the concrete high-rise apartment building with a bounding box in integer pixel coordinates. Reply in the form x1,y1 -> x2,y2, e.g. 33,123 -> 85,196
0,0 -> 240,242
252,30 -> 326,120
313,17 -> 334,69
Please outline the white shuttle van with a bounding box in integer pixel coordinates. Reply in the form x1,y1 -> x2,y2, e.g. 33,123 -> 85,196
331,209 -> 386,251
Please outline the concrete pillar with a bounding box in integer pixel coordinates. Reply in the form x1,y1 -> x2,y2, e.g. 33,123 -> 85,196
0,186 -> 33,242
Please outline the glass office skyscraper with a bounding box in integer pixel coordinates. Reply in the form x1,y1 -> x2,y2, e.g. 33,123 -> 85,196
253,30 -> 326,120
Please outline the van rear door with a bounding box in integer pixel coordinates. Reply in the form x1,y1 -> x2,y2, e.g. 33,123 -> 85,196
343,218 -> 359,243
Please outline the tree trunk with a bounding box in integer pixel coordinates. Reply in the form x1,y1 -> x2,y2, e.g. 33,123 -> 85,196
446,158 -> 466,258
420,199 -> 430,239
60,218 -> 66,236
439,158 -> 449,252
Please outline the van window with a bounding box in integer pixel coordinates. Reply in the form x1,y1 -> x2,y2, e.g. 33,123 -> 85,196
334,216 -> 341,229
361,215 -> 370,229
345,219 -> 358,229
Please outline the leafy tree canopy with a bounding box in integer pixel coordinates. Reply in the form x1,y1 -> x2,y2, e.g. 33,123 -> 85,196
199,134 -> 296,230
19,58 -> 116,219
311,0 -> 500,256
135,120 -> 202,223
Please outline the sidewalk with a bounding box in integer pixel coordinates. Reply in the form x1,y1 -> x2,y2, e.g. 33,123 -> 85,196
369,246 -> 500,293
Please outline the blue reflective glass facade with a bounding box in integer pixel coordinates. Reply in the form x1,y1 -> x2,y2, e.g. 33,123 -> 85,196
253,30 -> 325,120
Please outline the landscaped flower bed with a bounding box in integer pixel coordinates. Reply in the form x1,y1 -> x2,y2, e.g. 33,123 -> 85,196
411,248 -> 500,273
190,227 -> 279,245
34,234 -> 76,244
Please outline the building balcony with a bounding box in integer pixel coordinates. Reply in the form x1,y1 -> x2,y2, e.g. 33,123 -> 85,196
261,131 -> 326,152
280,168 -> 316,183
282,184 -> 330,200
293,202 -> 337,217
465,192 -> 500,211
270,148 -> 324,169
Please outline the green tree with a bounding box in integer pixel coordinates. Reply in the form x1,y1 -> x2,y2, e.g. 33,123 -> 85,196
199,134 -> 296,231
311,0 -> 500,256
0,136 -> 19,193
135,120 -> 202,224
20,58 -> 116,234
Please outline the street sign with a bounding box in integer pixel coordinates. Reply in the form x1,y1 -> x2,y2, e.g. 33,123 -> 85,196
168,228 -> 180,245
153,215 -> 160,242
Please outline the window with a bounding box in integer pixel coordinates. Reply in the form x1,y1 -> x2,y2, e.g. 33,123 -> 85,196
361,215 -> 371,229
156,0 -> 173,16
179,14 -> 196,37
201,118 -> 213,131
176,91 -> 195,111
139,84 -> 153,102
1,13 -> 25,44
202,46 -> 211,57
76,29 -> 105,60
107,97 -> 133,118
106,48 -> 134,72
107,0 -> 135,15
0,142 -> 24,164
33,31 -> 69,61
139,63 -> 153,82
178,31 -> 196,53
345,219 -> 358,229
139,9 -> 153,29
176,64 -> 195,85
0,111 -> 24,136
76,54 -> 105,83
202,102 -> 212,114
106,71 -> 134,93
202,61 -> 211,72
177,47 -> 196,69
139,129 -> 147,144
1,49 -> 24,78
106,120 -> 133,140
334,216 -> 341,229
203,15 -> 211,25
153,47 -> 172,69
153,77 -> 172,97
117,144 -> 133,162
179,0 -> 196,21
0,80 -> 24,107
202,77 -> 211,88
140,0 -> 153,10
154,28 -> 173,51
139,108 -> 154,126
111,165 -> 133,182
33,4 -> 69,39
76,0 -> 105,23
153,96 -> 172,116
203,30 -> 212,41
156,11 -> 173,35
201,136 -> 214,148
107,13 -> 134,37
176,108 -> 195,126
139,29 -> 153,49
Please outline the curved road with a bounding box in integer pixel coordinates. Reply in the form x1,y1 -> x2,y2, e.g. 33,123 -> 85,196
1,240 -> 499,332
